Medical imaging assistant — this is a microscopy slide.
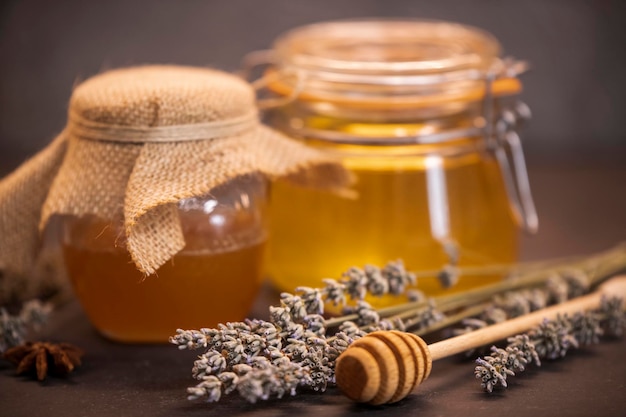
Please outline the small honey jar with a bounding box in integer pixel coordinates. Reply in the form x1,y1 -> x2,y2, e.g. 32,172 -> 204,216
258,19 -> 538,296
52,67 -> 272,342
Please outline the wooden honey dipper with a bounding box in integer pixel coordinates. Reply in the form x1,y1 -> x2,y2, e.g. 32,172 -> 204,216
335,275 -> 626,405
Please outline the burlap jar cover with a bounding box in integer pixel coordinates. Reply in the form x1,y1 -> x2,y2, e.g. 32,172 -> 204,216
0,65 -> 349,299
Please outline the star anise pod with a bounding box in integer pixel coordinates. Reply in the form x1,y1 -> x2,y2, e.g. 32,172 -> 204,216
3,341 -> 84,381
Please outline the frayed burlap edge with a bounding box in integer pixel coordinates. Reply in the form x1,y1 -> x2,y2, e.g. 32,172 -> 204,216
0,134 -> 67,274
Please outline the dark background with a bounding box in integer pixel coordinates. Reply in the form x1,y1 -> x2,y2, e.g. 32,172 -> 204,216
1,0 -> 626,168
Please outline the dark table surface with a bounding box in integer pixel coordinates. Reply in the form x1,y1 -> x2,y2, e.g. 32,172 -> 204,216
2,152 -> 626,417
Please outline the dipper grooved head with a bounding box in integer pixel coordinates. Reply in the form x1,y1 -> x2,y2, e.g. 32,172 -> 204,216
335,330 -> 432,405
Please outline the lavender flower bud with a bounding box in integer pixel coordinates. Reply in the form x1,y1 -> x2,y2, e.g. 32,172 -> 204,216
321,278 -> 346,306
342,267 -> 368,300
383,260 -> 416,294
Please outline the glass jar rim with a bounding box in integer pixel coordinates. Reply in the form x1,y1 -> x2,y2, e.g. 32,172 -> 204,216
273,18 -> 502,84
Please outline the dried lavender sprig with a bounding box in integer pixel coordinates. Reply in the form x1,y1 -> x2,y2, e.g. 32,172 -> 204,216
452,272 -> 593,356
187,358 -> 311,403
353,269 -> 587,339
474,296 -> 624,393
177,325 -> 363,403
0,299 -> 52,353
326,244 -> 626,330
405,269 -> 595,341
170,261 -> 378,404
597,295 -> 626,337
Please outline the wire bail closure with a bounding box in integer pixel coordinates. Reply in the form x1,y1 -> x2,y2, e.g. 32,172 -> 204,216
483,61 -> 538,234
240,50 -> 306,110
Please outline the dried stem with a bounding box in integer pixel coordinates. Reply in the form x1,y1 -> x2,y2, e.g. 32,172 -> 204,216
325,243 -> 626,331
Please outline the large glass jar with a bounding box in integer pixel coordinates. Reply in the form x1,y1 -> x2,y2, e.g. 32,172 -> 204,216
60,174 -> 268,343
261,19 -> 537,296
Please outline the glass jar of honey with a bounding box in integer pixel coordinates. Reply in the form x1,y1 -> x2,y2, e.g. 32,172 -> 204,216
60,174 -> 268,343
260,19 -> 538,296
0,65 -> 349,342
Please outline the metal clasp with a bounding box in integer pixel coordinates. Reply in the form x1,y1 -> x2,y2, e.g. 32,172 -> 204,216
484,62 -> 538,234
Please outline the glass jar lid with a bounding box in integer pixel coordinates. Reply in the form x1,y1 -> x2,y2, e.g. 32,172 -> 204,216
268,19 -> 521,107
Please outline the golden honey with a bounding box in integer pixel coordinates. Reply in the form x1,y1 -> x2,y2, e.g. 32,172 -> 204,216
268,128 -> 517,296
64,243 -> 265,343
